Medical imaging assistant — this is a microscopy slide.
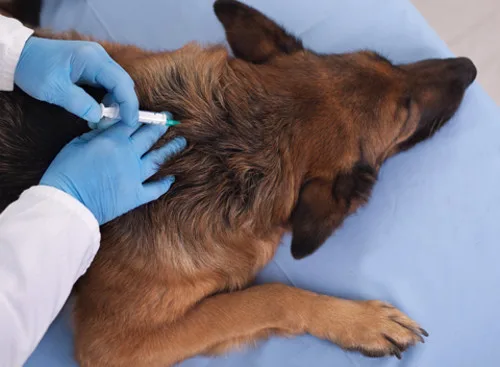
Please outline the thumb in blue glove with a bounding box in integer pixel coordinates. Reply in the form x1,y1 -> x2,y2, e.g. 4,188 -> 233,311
40,123 -> 186,225
14,37 -> 139,126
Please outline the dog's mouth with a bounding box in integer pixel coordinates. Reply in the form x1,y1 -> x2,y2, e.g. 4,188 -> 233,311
396,105 -> 459,152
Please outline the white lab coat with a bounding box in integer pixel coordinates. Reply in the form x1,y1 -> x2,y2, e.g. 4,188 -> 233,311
0,15 -> 33,90
0,15 -> 101,366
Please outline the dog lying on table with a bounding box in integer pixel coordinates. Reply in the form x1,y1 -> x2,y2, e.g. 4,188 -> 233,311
0,0 -> 477,365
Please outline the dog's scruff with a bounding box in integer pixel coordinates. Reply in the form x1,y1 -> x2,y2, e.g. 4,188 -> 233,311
0,1 -> 476,365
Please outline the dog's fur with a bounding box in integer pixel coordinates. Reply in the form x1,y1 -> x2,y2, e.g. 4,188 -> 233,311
0,0 -> 41,26
0,1 -> 477,366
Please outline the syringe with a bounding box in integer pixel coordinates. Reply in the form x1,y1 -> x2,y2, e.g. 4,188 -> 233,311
89,103 -> 180,130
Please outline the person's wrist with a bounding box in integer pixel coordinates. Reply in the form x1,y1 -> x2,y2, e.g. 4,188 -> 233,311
14,36 -> 37,84
1,24 -> 33,91
39,175 -> 89,218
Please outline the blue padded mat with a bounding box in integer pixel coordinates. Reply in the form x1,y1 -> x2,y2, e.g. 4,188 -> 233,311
26,0 -> 500,366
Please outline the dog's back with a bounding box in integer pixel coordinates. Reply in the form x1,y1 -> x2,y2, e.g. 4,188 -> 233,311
0,89 -> 88,210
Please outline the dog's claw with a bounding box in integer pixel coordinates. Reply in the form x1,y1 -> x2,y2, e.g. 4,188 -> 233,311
384,334 -> 403,359
420,328 -> 429,337
390,316 -> 426,343
394,350 -> 402,360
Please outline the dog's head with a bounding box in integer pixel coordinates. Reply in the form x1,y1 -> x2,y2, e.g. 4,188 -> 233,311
213,0 -> 476,259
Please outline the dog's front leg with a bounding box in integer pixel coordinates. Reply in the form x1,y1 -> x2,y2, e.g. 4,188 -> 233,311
113,283 -> 426,366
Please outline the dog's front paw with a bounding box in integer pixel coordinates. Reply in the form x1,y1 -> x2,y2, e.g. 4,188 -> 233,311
312,299 -> 428,359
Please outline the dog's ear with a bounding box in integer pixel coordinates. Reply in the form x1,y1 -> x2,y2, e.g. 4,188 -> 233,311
290,164 -> 377,259
214,0 -> 303,63
290,179 -> 340,260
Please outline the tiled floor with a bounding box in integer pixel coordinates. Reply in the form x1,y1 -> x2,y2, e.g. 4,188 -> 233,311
412,0 -> 500,105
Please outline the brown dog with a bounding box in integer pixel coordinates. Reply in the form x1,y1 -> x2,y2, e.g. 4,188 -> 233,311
0,0 -> 477,366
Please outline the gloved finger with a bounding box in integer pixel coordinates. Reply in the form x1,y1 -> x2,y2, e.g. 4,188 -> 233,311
95,64 -> 139,127
101,120 -> 143,139
130,123 -> 169,156
141,137 -> 187,181
76,129 -> 103,143
93,118 -> 120,131
71,47 -> 127,87
91,93 -> 120,130
77,54 -> 139,127
84,44 -> 130,79
56,84 -> 102,122
101,92 -> 117,106
140,176 -> 176,203
69,43 -> 108,86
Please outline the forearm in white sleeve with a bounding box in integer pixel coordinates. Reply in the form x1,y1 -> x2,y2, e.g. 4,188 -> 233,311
0,186 -> 100,366
0,14 -> 34,91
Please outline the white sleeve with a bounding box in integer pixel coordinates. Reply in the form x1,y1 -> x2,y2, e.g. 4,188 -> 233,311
0,14 -> 34,91
0,186 -> 100,367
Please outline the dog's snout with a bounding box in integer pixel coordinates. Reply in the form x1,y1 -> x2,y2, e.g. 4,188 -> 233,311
403,57 -> 477,87
450,57 -> 477,87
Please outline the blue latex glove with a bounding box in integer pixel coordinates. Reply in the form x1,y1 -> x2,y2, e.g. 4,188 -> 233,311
14,37 -> 139,126
40,123 -> 186,225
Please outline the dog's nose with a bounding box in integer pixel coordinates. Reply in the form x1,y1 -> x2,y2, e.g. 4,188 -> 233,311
451,57 -> 477,87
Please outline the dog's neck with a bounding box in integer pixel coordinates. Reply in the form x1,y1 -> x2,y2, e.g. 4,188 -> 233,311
128,44 -> 303,230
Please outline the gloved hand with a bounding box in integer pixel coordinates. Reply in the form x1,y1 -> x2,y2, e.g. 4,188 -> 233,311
40,123 -> 186,225
14,37 -> 139,126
